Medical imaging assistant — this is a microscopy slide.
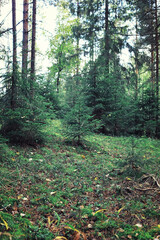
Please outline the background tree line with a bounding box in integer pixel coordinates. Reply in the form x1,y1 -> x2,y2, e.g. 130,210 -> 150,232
0,0 -> 160,145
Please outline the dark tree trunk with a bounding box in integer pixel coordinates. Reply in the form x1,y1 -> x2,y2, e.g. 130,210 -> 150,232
76,0 -> 80,85
30,0 -> 37,97
135,16 -> 139,100
151,0 -> 155,90
56,49 -> 63,93
155,0 -> 159,137
57,70 -> 61,93
22,0 -> 29,84
134,15 -> 139,134
105,0 -> 109,73
11,0 -> 17,109
151,43 -> 155,90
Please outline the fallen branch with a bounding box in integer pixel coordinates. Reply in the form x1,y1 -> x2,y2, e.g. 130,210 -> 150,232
140,174 -> 160,188
134,186 -> 157,192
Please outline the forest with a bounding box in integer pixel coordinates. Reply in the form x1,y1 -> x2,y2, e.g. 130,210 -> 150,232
0,0 -> 160,239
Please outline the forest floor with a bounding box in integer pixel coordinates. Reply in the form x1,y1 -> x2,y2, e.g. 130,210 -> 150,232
0,120 -> 160,240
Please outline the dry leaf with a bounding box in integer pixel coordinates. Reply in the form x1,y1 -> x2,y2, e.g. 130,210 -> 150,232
20,213 -> 25,217
154,237 -> 160,240
93,209 -> 107,215
73,232 -> 81,240
46,178 -> 52,182
126,177 -> 132,181
22,197 -> 28,201
18,194 -> 23,200
135,223 -> 142,228
118,206 -> 125,214
118,228 -> 124,232
88,224 -> 92,228
0,215 -> 9,230
80,205 -> 84,209
54,237 -> 68,240
50,191 -> 56,195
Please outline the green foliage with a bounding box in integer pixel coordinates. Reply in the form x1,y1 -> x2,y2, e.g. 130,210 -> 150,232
63,87 -> 98,144
1,110 -> 42,145
137,89 -> 157,137
0,96 -> 47,145
38,76 -> 61,117
0,139 -> 15,163
0,211 -> 54,240
0,124 -> 160,239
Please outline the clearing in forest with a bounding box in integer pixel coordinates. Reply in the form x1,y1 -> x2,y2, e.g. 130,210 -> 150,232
0,120 -> 160,240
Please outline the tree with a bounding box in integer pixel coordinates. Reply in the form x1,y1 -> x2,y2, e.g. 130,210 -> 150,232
22,0 -> 29,87
11,0 -> 17,109
48,6 -> 77,93
154,0 -> 159,137
63,86 -> 95,145
128,0 -> 160,137
104,0 -> 109,73
30,0 -> 37,97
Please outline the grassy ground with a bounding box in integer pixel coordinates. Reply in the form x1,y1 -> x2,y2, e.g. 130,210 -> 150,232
0,120 -> 160,240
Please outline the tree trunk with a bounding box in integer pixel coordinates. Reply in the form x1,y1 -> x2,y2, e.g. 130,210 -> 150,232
76,0 -> 80,85
22,0 -> 29,85
30,0 -> 37,98
105,0 -> 109,73
11,0 -> 17,109
57,70 -> 61,93
150,0 -> 155,91
135,15 -> 138,100
134,15 -> 139,134
155,0 -> 159,137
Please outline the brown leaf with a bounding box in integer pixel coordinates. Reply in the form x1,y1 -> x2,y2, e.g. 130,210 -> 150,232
81,232 -> 87,240
73,232 -> 80,240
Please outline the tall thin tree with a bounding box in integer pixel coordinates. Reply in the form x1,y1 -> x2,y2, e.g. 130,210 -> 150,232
155,0 -> 159,137
22,0 -> 29,86
76,0 -> 80,85
30,0 -> 36,97
105,0 -> 109,74
11,0 -> 17,109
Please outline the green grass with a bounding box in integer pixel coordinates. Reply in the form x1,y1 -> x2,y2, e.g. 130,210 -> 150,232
0,120 -> 160,239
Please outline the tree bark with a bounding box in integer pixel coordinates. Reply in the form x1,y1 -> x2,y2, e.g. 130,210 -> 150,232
155,0 -> 159,137
105,0 -> 109,74
30,0 -> 37,97
11,0 -> 17,109
22,0 -> 29,84
76,0 -> 80,85
150,0 -> 155,91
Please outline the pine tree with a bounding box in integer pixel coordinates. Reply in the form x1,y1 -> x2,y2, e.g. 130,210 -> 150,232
30,0 -> 37,98
22,0 -> 29,91
0,0 -> 48,145
11,0 -> 18,109
63,83 -> 96,145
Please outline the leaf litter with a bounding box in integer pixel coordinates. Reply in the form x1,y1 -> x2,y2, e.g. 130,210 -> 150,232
0,134 -> 160,239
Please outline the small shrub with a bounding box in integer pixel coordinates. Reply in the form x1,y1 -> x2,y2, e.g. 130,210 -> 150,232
1,108 -> 46,146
